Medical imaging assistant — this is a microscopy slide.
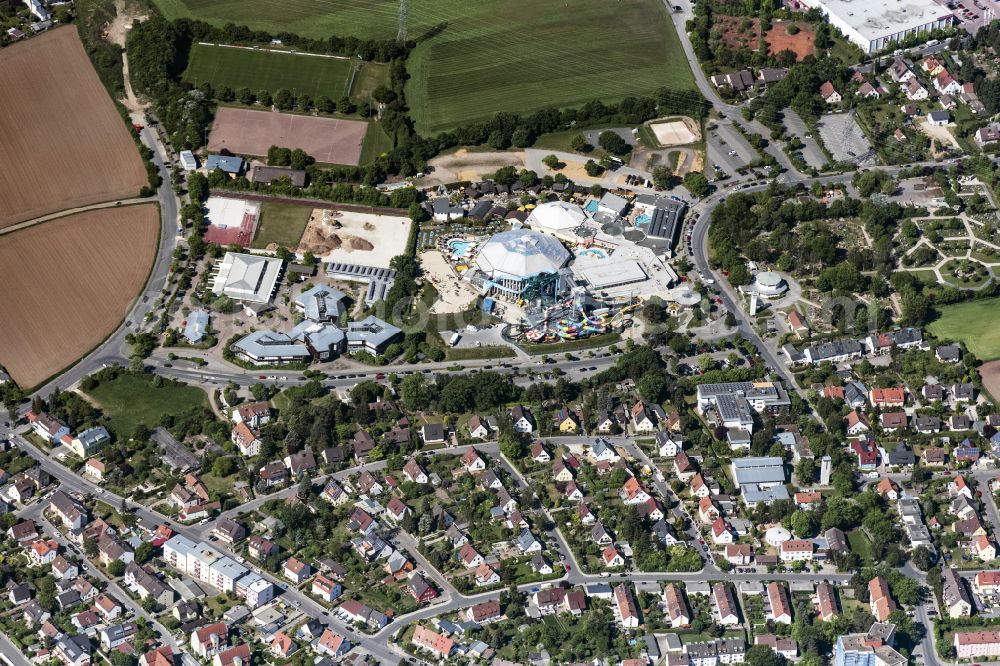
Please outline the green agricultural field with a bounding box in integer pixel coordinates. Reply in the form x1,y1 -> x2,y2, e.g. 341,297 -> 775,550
252,202 -> 312,250
405,0 -> 695,134
85,373 -> 209,436
183,44 -> 386,102
929,297 -> 1000,360
153,0 -> 407,40
154,0 -> 696,136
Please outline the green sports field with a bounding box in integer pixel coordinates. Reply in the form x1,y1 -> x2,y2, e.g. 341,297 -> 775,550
252,202 -> 312,250
183,44 -> 387,101
928,297 -> 1000,360
155,0 -> 698,136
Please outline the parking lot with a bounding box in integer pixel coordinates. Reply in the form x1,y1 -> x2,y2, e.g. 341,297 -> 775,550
943,0 -> 1000,33
817,111 -> 876,167
706,122 -> 755,175
783,110 -> 826,169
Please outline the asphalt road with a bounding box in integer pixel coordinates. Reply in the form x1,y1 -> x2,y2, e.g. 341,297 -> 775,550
31,121 -> 180,400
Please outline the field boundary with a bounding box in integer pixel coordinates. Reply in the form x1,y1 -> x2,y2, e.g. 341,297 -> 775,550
0,203 -> 161,390
0,26 -> 148,228
196,42 -> 353,61
0,197 -> 152,237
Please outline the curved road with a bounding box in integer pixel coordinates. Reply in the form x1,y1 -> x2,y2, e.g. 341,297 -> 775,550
30,122 -> 180,399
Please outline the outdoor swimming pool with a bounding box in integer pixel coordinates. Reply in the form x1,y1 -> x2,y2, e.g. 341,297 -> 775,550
576,247 -> 609,259
635,213 -> 652,226
584,200 -> 600,214
448,239 -> 475,257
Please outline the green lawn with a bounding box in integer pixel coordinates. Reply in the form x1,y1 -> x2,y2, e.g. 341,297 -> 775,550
405,0 -> 695,134
847,529 -> 873,565
252,202 -> 312,250
929,297 -> 1000,360
445,346 -> 516,361
85,374 -> 210,437
183,43 -> 369,101
359,123 -> 394,165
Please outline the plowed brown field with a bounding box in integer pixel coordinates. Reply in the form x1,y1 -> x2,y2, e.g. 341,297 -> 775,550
0,205 -> 158,388
0,27 -> 147,228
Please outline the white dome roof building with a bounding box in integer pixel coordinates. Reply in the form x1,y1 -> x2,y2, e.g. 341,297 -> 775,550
474,229 -> 572,301
527,201 -> 587,233
753,271 -> 788,297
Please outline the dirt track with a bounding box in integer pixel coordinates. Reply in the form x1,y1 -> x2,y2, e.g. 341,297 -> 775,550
423,149 -> 525,185
0,27 -> 147,228
209,107 -> 367,164
0,205 -> 158,388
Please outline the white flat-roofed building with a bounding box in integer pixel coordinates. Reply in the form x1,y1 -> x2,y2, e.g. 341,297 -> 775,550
577,259 -> 648,290
235,573 -> 274,609
209,557 -> 248,594
696,381 -> 790,434
798,0 -> 953,53
180,150 -> 198,171
163,535 -> 222,585
211,252 -> 283,305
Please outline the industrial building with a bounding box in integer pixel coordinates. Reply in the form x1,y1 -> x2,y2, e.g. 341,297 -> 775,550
797,0 -> 953,53
211,252 -> 283,306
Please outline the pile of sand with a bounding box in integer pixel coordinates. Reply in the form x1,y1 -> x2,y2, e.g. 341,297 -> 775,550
347,236 -> 373,251
299,226 -> 375,255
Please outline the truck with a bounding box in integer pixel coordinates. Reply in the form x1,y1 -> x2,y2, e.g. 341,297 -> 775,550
448,332 -> 461,347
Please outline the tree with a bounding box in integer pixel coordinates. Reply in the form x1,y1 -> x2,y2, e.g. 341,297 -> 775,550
338,97 -> 356,115
542,154 -> 562,170
684,171 -> 710,197
745,645 -> 786,666
795,458 -> 817,484
487,130 -> 508,150
570,133 -> 591,152
598,131 -> 629,156
236,87 -> 254,105
651,165 -> 674,189
500,434 -> 526,461
212,456 -> 236,477
290,148 -> 310,170
637,373 -> 668,403
274,88 -> 294,110
911,546 -> 936,571
901,290 -> 930,326
790,510 -> 818,538
134,541 -> 154,564
110,651 -> 138,666
107,560 -> 126,577
584,160 -> 603,177
316,96 -> 335,113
